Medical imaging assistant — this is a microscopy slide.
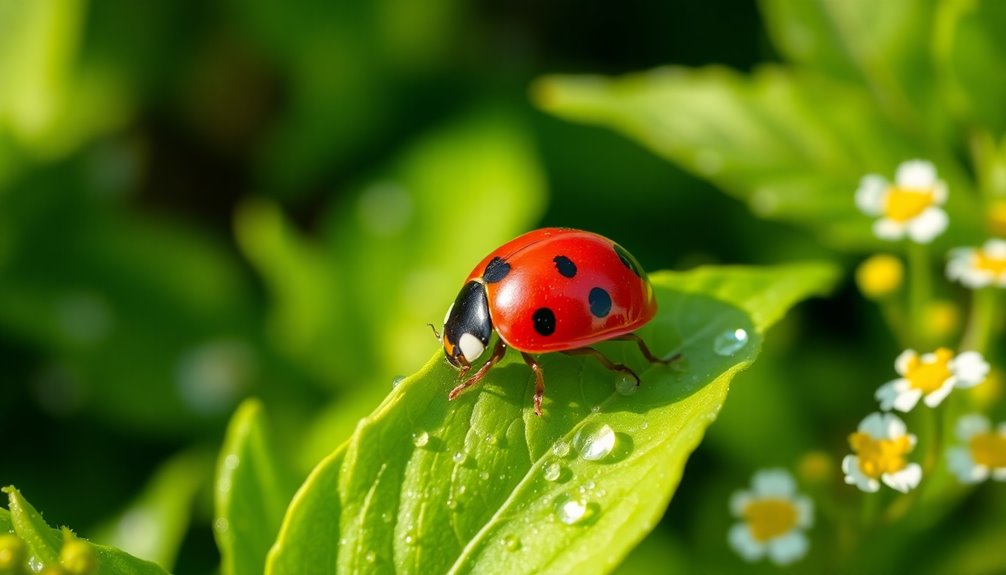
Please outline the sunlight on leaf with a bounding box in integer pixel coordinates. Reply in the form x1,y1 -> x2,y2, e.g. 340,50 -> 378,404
3,486 -> 169,575
534,67 -> 982,251
266,263 -> 839,575
215,399 -> 299,575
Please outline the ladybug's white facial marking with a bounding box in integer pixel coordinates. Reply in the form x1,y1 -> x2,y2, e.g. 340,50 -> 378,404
458,332 -> 486,363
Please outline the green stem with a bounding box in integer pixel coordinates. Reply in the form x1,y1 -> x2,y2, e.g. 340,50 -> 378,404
907,242 -> 932,348
959,288 -> 1000,354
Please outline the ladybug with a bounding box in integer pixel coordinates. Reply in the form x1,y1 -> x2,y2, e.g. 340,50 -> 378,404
440,227 -> 677,416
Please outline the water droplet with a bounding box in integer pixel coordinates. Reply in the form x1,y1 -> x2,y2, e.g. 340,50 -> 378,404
641,422 -> 649,430
485,433 -> 497,446
554,494 -> 596,525
365,550 -> 377,563
502,534 -> 521,551
551,441 -> 571,458
446,497 -> 458,510
391,375 -> 405,389
213,517 -> 229,534
543,461 -> 562,482
713,328 -> 749,356
615,374 -> 637,396
590,405 -> 601,413
458,485 -> 468,495
574,423 -> 616,461
479,471 -> 490,481
28,556 -> 44,573
584,480 -> 596,490
411,430 -> 430,448
404,531 -> 417,545
452,451 -> 466,464
381,512 -> 393,523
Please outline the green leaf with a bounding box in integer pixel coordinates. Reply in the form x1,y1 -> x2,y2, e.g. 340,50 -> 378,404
759,0 -> 945,137
267,263 -> 839,575
3,486 -> 169,575
216,399 -> 299,575
91,450 -> 212,571
534,67 -> 982,251
934,0 -> 1006,133
0,506 -> 11,532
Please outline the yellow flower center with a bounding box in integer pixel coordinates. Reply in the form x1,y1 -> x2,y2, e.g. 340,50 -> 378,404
904,348 -> 954,394
969,432 -> 1006,468
742,499 -> 799,543
883,186 -> 934,222
849,432 -> 913,478
855,254 -> 903,299
972,249 -> 1006,276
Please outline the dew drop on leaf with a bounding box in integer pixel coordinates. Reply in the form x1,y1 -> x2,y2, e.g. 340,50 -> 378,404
479,471 -> 490,481
554,494 -> 596,525
365,551 -> 377,563
502,534 -> 521,551
615,374 -> 637,396
404,531 -> 417,545
543,461 -> 562,482
452,451 -> 466,464
551,441 -> 571,458
391,375 -> 405,389
411,430 -> 430,448
381,512 -> 393,523
713,328 -> 749,356
574,423 -> 616,461
485,433 -> 497,446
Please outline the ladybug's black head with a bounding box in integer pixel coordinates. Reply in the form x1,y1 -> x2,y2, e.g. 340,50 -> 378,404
442,280 -> 493,370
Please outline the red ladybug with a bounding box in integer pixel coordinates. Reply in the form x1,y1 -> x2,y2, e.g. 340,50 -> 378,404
440,227 -> 676,415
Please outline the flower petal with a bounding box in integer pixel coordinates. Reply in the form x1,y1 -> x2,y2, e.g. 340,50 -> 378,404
751,468 -> 796,498
842,455 -> 880,492
956,414 -> 991,440
906,207 -> 948,243
728,523 -> 764,562
874,218 -> 906,240
880,412 -> 908,439
882,463 -> 922,493
894,350 -> 917,375
874,381 -> 901,411
729,490 -> 751,517
992,468 -> 1006,482
984,239 -> 1006,258
951,351 -> 990,388
858,412 -> 887,437
855,175 -> 888,216
794,496 -> 814,529
895,160 -> 937,189
946,446 -> 986,484
891,387 -> 923,413
922,378 -> 955,407
767,531 -> 809,566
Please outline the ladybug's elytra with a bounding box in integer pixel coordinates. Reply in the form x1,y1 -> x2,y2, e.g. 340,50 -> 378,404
440,227 -> 677,415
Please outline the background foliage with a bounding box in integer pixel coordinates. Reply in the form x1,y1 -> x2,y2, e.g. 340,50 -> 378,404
3,1 -> 1005,574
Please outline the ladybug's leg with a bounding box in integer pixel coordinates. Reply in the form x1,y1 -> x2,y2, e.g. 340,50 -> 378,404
614,333 -> 682,365
562,347 -> 641,386
520,352 -> 545,417
449,339 -> 507,402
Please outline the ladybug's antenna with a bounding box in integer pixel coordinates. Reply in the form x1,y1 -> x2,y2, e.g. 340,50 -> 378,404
427,323 -> 442,340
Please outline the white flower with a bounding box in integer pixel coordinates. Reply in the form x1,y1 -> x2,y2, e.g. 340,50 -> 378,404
946,414 -> 1006,484
874,348 -> 989,412
842,412 -> 922,493
728,468 -> 813,566
947,239 -> 1006,288
855,160 -> 948,243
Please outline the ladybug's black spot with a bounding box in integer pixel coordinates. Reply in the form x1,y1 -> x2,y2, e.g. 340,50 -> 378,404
588,287 -> 612,318
553,255 -> 577,278
532,307 -> 556,336
483,256 -> 511,283
614,244 -> 644,278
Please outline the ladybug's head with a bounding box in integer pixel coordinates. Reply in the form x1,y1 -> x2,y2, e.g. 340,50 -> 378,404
442,280 -> 493,370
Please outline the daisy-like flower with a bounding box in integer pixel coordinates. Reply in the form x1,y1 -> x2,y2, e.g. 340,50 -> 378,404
947,239 -> 1006,288
855,160 -> 948,243
728,468 -> 813,566
946,414 -> 1006,484
842,412 -> 922,493
874,348 -> 989,412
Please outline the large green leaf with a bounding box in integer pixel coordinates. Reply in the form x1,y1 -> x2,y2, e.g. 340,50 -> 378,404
3,486 -> 169,575
760,0 -> 945,138
266,263 -> 839,574
534,66 -> 982,251
215,399 -> 299,575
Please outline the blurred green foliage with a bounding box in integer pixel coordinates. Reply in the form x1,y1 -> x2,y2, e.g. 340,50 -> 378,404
3,0 -> 1006,574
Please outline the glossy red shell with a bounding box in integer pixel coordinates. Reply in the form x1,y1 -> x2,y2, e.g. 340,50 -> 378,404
465,228 -> 657,353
